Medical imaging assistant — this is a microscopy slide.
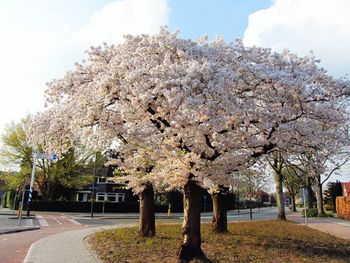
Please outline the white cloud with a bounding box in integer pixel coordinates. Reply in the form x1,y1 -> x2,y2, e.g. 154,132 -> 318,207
243,0 -> 350,78
72,0 -> 170,47
0,0 -> 169,139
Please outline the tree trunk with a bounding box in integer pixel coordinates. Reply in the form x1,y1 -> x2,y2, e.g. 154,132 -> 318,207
211,187 -> 228,233
307,178 -> 313,210
178,180 -> 204,262
291,194 -> 297,212
315,175 -> 325,216
274,172 -> 286,220
139,183 -> 155,237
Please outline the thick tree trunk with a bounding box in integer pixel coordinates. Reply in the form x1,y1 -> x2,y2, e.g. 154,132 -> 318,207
307,178 -> 313,210
315,175 -> 325,216
178,180 -> 204,262
139,184 -> 155,237
274,172 -> 286,220
211,188 -> 228,233
291,194 -> 297,212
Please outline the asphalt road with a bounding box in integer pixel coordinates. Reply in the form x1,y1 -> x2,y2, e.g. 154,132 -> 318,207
73,207 -> 280,225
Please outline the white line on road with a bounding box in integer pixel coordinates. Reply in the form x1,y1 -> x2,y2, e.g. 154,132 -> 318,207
38,218 -> 49,227
2,238 -> 8,241
68,219 -> 81,225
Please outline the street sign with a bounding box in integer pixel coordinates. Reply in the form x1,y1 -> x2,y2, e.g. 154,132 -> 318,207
34,152 -> 57,160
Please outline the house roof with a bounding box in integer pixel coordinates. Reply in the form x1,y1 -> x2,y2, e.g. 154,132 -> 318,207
341,182 -> 350,195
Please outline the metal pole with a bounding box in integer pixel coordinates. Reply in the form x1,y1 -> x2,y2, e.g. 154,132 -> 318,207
203,194 -> 206,212
249,196 -> 253,220
90,152 -> 97,219
249,176 -> 252,220
27,154 -> 37,217
237,188 -> 240,214
12,189 -> 18,214
18,186 -> 25,227
102,198 -> 105,216
303,188 -> 308,226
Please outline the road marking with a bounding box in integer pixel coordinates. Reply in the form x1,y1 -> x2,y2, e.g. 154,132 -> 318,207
50,215 -> 62,224
38,218 -> 49,227
2,238 -> 8,241
68,219 -> 81,225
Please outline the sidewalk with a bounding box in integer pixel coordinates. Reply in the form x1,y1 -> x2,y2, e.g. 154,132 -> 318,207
24,224 -> 136,263
0,208 -> 40,235
287,212 -> 350,240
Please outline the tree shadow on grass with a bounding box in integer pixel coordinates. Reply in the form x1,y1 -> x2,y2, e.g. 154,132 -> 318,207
238,233 -> 350,259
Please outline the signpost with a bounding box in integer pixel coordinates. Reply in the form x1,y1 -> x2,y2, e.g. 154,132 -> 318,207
302,187 -> 308,226
26,152 -> 57,217
247,193 -> 253,220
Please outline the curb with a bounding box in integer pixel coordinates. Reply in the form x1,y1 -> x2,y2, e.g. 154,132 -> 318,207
0,226 -> 40,235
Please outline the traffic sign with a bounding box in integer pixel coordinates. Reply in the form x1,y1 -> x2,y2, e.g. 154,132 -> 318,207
34,152 -> 57,160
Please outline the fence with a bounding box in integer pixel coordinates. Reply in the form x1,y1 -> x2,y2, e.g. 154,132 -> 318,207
336,196 -> 350,220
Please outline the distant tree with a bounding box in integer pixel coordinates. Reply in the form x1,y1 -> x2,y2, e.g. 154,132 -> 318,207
324,181 -> 343,213
282,165 -> 304,212
0,119 -> 94,200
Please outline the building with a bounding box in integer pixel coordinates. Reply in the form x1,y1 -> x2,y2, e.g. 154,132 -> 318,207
341,182 -> 350,196
73,165 -> 135,204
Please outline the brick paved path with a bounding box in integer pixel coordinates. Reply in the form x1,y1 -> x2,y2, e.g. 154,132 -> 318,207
24,224 -> 136,263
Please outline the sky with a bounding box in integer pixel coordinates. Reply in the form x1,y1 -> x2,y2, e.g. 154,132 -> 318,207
0,0 -> 349,182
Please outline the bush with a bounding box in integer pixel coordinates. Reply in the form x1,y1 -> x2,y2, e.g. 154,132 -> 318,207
301,208 -> 318,217
27,200 -> 184,213
324,204 -> 333,212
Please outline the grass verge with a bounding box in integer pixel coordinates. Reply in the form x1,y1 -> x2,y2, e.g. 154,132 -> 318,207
88,220 -> 350,262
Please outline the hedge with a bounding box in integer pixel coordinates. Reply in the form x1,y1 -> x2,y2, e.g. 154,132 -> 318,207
336,196 -> 350,220
26,201 -> 185,213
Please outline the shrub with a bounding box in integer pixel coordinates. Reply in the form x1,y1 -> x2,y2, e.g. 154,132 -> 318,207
324,204 -> 333,212
301,208 -> 318,217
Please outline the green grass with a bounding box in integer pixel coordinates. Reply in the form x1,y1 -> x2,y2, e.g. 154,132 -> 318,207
88,220 -> 350,263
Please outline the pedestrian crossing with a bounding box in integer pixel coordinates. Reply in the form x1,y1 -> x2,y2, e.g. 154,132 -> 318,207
36,215 -> 49,226
36,214 -> 81,227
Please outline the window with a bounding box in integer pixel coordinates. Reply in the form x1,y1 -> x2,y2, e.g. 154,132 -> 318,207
77,192 -> 88,202
106,193 -> 117,202
97,177 -> 106,183
97,177 -> 117,184
94,192 -> 126,202
117,193 -> 125,203
96,193 -> 105,201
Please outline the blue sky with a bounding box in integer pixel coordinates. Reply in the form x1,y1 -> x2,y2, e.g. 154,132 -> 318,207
168,0 -> 271,40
